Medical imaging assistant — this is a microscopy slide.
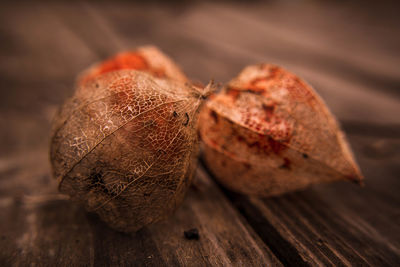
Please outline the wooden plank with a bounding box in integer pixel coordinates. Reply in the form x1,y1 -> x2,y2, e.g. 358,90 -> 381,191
0,148 -> 281,266
179,2 -> 400,95
0,3 -> 100,156
211,133 -> 400,266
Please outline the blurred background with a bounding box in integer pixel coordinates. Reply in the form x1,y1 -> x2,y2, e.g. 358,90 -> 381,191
0,1 -> 399,265
1,0 -> 400,153
1,0 -> 399,159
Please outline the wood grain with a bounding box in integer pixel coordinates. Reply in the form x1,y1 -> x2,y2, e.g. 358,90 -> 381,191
217,134 -> 400,266
0,147 -> 280,266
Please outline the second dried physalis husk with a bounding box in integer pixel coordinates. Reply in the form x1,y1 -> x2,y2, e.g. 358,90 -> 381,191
199,64 -> 363,197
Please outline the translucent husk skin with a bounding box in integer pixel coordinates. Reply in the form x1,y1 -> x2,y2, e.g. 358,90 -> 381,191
199,64 -> 363,197
50,47 -> 204,232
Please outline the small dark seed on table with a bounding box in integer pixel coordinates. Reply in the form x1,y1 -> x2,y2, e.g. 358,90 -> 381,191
184,228 -> 199,240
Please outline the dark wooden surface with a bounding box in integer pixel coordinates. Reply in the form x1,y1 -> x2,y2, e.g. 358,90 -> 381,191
1,1 -> 399,266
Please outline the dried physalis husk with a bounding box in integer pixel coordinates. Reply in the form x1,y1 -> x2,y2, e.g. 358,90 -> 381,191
199,64 -> 363,197
50,69 -> 207,232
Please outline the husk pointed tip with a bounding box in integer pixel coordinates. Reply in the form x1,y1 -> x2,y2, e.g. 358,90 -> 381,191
349,176 -> 365,187
345,167 -> 364,186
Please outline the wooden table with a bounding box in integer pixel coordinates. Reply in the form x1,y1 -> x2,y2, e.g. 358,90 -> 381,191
1,1 -> 399,266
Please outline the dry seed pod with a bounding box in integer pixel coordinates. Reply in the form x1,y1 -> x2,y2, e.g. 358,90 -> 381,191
199,64 -> 363,197
50,70 -> 206,232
